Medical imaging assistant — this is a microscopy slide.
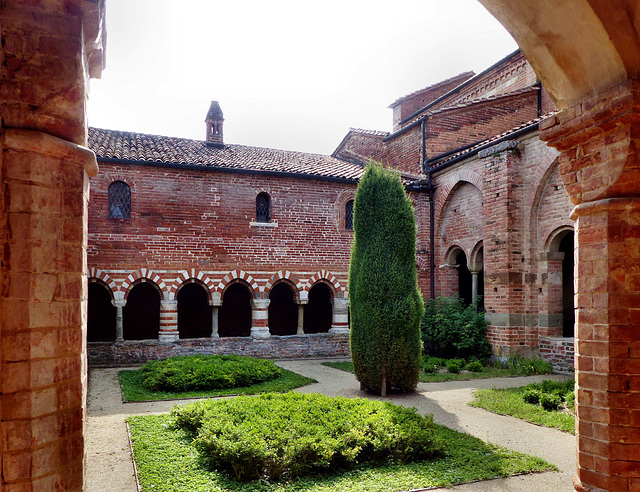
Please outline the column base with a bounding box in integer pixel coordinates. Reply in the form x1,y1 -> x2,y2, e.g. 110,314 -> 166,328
251,327 -> 271,339
329,326 -> 350,335
158,332 -> 179,343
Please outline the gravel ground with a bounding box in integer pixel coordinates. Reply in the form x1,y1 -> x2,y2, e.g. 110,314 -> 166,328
86,360 -> 576,492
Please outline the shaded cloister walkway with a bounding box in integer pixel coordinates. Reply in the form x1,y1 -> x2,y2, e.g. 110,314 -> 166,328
87,359 -> 575,492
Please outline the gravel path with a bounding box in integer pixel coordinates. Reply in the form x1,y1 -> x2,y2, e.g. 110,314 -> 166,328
86,360 -> 576,492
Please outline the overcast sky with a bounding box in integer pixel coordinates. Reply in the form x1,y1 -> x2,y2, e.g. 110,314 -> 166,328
87,0 -> 518,155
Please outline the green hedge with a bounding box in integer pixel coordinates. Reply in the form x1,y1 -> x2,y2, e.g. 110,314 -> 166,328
172,392 -> 442,482
140,355 -> 281,392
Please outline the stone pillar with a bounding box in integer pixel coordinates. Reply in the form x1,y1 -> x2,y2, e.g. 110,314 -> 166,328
540,80 -> 640,492
251,299 -> 271,338
210,297 -> 221,339
471,271 -> 479,303
297,303 -> 305,335
0,2 -> 105,491
329,298 -> 350,334
159,300 -> 179,342
479,140 -> 532,357
112,299 -> 126,342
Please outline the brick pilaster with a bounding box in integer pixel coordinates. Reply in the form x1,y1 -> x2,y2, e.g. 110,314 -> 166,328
542,80 -> 640,492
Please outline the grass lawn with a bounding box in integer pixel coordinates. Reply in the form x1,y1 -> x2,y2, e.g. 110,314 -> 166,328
323,361 -> 534,383
469,387 -> 575,434
128,413 -> 556,492
119,368 -> 316,402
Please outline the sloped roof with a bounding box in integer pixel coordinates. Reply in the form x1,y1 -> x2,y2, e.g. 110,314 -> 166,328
206,100 -> 224,120
389,71 -> 475,108
426,112 -> 557,169
88,127 -> 366,182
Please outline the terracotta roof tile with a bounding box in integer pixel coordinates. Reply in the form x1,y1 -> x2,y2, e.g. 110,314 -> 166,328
88,127 -> 366,181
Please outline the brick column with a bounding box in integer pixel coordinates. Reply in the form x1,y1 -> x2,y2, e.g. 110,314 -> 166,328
479,141 -> 532,357
159,300 -> 179,342
541,80 -> 640,492
0,2 -> 105,490
329,297 -> 350,334
251,299 -> 270,338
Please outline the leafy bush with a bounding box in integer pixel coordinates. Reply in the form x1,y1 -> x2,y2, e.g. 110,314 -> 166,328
172,392 -> 442,481
349,162 -> 424,395
140,355 -> 281,392
564,390 -> 575,411
539,393 -> 562,411
422,356 -> 447,373
522,389 -> 541,405
446,359 -> 462,374
421,295 -> 491,361
509,356 -> 553,376
465,361 -> 483,373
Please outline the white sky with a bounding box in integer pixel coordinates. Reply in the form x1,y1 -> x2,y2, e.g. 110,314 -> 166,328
87,0 -> 518,155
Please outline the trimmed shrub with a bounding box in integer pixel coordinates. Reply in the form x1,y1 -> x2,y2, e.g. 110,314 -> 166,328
465,361 -> 483,373
421,295 -> 491,361
172,392 -> 442,482
539,393 -> 562,411
446,359 -> 463,374
140,355 -> 281,392
349,162 -> 424,395
523,389 -> 541,405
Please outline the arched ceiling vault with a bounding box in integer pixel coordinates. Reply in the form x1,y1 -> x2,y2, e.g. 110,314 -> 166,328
477,0 -> 640,109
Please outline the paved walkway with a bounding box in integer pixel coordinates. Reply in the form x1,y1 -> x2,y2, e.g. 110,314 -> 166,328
86,360 -> 576,491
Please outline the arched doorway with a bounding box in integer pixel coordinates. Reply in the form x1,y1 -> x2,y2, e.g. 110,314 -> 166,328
456,250 -> 472,306
559,232 -> 575,338
123,282 -> 161,340
219,283 -> 252,337
87,282 -> 116,342
304,283 -> 333,334
268,282 -> 297,336
177,282 -> 212,338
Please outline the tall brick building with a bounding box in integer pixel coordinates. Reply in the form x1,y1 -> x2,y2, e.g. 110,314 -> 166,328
86,50 -> 574,370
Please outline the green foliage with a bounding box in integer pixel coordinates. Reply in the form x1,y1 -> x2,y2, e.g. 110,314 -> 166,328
172,392 -> 442,482
506,356 -> 553,376
421,296 -> 491,361
446,359 -> 463,374
128,413 -> 555,492
470,385 -> 575,434
564,391 -> 575,411
349,162 -> 424,394
522,389 -> 541,405
140,355 -> 281,392
465,361 -> 483,373
539,393 -> 562,411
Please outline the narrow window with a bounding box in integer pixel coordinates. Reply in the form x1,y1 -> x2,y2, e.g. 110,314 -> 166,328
108,181 -> 131,219
256,192 -> 271,222
345,200 -> 354,230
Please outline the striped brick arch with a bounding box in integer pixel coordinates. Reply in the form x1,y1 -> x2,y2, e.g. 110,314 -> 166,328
87,268 -> 118,300
168,269 -> 216,300
121,268 -> 168,300
305,270 -> 347,298
264,271 -> 304,300
217,270 -> 259,298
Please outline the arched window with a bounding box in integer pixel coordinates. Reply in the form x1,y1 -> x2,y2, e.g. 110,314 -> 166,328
256,192 -> 271,223
108,181 -> 131,219
345,200 -> 354,230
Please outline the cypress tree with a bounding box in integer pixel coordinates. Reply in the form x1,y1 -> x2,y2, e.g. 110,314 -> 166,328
348,161 -> 424,396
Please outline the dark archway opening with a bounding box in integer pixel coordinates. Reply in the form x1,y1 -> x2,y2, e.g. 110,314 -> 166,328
456,250 -> 472,306
476,247 -> 485,311
560,232 -> 575,337
304,283 -> 333,334
219,283 -> 252,337
269,282 -> 297,336
87,282 -> 116,342
178,282 -> 212,338
123,282 -> 160,340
